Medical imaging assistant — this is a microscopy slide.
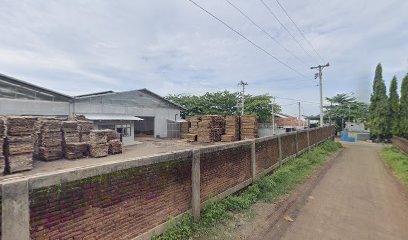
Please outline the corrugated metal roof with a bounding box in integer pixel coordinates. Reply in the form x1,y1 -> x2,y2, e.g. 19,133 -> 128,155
83,114 -> 144,121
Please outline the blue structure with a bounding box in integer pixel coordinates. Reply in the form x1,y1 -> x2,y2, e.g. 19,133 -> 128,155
341,130 -> 370,142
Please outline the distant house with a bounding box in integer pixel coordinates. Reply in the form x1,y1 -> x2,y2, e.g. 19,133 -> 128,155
274,113 -> 307,132
0,73 -> 185,144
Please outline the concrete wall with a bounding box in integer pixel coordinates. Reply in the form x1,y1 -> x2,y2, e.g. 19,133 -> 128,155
0,126 -> 335,240
0,98 -> 70,116
74,102 -> 180,138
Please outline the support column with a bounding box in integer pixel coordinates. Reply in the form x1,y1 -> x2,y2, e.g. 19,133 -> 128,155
278,136 -> 283,167
307,130 -> 311,150
191,149 -> 201,222
2,179 -> 30,240
295,132 -> 299,156
251,141 -> 256,182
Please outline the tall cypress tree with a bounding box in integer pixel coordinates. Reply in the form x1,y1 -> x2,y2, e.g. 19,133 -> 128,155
400,74 -> 408,138
369,63 -> 389,140
388,76 -> 400,136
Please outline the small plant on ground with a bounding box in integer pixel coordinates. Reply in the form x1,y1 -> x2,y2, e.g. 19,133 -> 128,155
381,146 -> 408,186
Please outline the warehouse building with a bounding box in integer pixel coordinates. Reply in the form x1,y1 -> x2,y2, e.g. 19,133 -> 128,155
0,73 -> 185,144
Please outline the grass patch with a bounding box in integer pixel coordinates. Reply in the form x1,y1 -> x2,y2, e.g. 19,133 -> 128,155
381,146 -> 408,187
153,140 -> 342,240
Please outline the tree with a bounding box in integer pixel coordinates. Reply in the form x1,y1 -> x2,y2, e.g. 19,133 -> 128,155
369,63 -> 390,140
165,91 -> 280,122
400,74 -> 408,138
325,93 -> 369,131
388,76 -> 400,136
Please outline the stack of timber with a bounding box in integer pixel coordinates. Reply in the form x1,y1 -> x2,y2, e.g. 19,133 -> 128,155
221,116 -> 240,142
180,119 -> 189,137
184,116 -> 202,141
108,139 -> 122,155
197,115 -> 225,143
78,120 -> 93,142
39,119 -> 63,161
240,115 -> 258,139
62,121 -> 80,143
89,130 -> 110,157
0,118 -> 6,174
4,116 -> 36,173
64,142 -> 89,159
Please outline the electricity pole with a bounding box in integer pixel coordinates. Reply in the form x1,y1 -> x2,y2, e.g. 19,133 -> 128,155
298,102 -> 301,129
311,63 -> 330,127
238,81 -> 248,116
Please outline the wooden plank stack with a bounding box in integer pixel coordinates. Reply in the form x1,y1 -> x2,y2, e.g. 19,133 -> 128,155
0,118 -> 6,174
240,115 -> 258,140
78,120 -> 93,142
180,120 -> 189,137
62,121 -> 80,143
221,116 -> 240,142
39,119 -> 63,161
4,116 -> 36,173
108,139 -> 122,154
89,130 -> 110,157
64,142 -> 89,159
197,115 -> 225,143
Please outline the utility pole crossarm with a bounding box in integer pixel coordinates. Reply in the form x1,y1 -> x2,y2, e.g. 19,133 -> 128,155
311,63 -> 330,127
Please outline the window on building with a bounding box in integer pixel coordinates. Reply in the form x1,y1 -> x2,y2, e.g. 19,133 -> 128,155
116,124 -> 131,137
98,124 -> 115,130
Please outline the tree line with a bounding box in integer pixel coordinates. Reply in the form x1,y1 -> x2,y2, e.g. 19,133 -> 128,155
370,63 -> 408,140
165,91 -> 280,123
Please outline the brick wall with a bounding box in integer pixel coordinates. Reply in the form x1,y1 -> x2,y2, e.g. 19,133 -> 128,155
281,134 -> 297,159
200,145 -> 252,202
392,137 -> 408,155
29,158 -> 192,240
255,138 -> 279,174
297,131 -> 308,152
0,126 -> 335,240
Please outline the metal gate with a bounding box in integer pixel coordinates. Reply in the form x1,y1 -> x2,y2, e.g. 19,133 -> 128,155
167,120 -> 181,138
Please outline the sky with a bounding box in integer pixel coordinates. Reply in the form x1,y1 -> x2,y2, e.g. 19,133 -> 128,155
0,0 -> 407,116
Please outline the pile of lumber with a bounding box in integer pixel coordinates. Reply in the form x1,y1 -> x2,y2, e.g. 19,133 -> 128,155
108,139 -> 122,154
64,142 -> 89,159
197,115 -> 225,143
39,119 -> 63,161
0,118 -> 5,174
221,116 -> 240,142
62,121 -> 80,143
182,133 -> 197,142
240,115 -> 258,139
89,130 -> 110,157
180,121 -> 189,136
188,116 -> 201,134
78,120 -> 93,142
4,116 -> 36,173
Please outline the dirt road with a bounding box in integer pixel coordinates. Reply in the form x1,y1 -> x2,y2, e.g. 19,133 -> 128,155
257,142 -> 408,240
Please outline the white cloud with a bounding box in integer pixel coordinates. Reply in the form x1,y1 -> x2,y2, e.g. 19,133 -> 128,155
0,0 -> 407,115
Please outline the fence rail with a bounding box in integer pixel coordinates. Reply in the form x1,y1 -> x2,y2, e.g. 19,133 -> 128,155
392,137 -> 408,155
0,126 -> 335,240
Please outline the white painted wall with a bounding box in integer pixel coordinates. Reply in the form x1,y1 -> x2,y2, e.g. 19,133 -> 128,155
74,102 -> 180,138
0,98 -> 70,116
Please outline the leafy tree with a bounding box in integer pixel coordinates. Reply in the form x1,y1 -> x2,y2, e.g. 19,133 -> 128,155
400,74 -> 408,138
325,93 -> 369,131
165,91 -> 280,122
369,63 -> 390,140
388,76 -> 400,136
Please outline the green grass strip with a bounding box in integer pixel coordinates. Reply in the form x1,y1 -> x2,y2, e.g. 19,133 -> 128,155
381,146 -> 408,187
153,140 -> 342,240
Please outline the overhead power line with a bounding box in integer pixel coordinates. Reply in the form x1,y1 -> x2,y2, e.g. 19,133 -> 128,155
224,0 -> 309,68
258,0 -> 315,62
187,0 -> 314,81
275,96 -> 320,105
274,0 -> 324,62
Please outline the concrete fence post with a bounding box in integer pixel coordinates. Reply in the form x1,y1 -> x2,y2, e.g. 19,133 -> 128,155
251,141 -> 256,182
2,179 -> 30,240
307,130 -> 311,150
295,132 -> 299,156
191,149 -> 201,222
278,136 -> 283,167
